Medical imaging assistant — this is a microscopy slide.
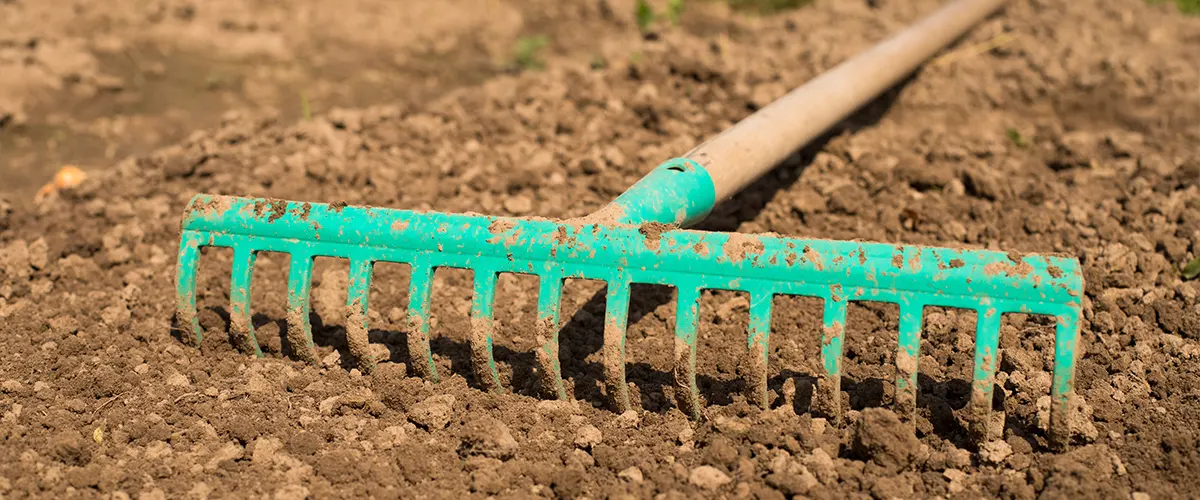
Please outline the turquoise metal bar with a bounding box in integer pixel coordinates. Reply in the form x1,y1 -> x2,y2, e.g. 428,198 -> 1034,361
603,278 -> 633,412
816,294 -> 848,422
535,272 -> 567,400
346,259 -> 374,372
174,235 -> 202,346
229,246 -> 262,357
895,299 -> 923,422
286,254 -> 318,363
179,195 -> 1082,313
970,305 -> 1003,443
470,270 -> 502,392
406,263 -> 438,381
746,290 -> 773,408
674,286 -> 702,419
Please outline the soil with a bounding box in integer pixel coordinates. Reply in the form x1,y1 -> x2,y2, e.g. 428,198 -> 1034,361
2,0 -> 1200,499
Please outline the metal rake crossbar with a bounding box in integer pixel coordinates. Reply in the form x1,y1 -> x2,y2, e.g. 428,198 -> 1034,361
175,194 -> 1084,447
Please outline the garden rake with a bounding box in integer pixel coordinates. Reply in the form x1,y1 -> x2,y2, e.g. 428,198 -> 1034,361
174,0 -> 1085,449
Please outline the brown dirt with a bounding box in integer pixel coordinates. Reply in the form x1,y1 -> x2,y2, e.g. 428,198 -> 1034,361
2,0 -> 1200,499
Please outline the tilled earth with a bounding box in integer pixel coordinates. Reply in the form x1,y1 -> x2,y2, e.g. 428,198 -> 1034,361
2,0 -> 1200,499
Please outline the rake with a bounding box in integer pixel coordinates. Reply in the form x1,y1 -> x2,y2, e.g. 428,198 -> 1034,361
174,0 -> 1084,449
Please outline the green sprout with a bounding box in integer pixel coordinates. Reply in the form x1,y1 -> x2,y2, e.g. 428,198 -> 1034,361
514,35 -> 550,71
667,0 -> 686,25
1149,0 -> 1200,15
1005,128 -> 1028,148
300,90 -> 312,121
636,0 -> 656,32
1182,257 -> 1200,280
724,0 -> 813,15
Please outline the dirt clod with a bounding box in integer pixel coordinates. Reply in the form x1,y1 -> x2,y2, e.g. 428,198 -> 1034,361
408,394 -> 456,430
689,465 -> 732,490
458,416 -> 519,460
851,408 -> 920,473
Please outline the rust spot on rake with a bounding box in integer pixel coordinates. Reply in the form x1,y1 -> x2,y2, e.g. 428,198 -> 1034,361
983,260 -> 1034,278
290,202 -> 313,220
723,234 -> 765,264
185,197 -> 231,218
639,221 -> 673,251
803,245 -> 825,270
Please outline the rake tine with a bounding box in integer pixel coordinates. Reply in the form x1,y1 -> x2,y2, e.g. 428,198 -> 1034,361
286,254 -> 319,364
603,278 -> 633,412
534,272 -> 567,400
345,259 -> 375,373
174,237 -> 202,347
406,262 -> 439,382
815,292 -> 848,424
674,287 -> 702,419
469,270 -> 503,393
745,290 -> 773,409
1049,312 -> 1081,450
229,246 -> 263,357
895,300 -> 922,424
970,305 -> 1003,444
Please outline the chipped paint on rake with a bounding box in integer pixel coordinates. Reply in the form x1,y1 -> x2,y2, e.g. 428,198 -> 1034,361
229,246 -> 262,357
745,290 -> 773,408
174,156 -> 1085,445
470,271 -> 503,393
406,264 -> 438,382
603,279 -> 633,412
535,273 -> 568,400
895,300 -> 922,423
345,259 -> 374,372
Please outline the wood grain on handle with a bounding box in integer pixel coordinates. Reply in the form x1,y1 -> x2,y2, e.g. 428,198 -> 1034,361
685,0 -> 1008,202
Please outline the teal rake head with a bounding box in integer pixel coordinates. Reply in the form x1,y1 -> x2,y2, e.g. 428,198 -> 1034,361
175,0 -> 1082,450
175,158 -> 1084,450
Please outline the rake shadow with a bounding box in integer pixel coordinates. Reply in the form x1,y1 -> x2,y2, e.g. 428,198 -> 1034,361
170,69 -> 936,422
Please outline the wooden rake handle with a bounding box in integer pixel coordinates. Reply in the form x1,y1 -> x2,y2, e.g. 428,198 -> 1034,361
685,0 -> 1009,202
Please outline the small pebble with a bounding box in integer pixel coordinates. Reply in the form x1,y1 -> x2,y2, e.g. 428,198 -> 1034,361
615,410 -> 640,428
618,466 -> 644,483
503,195 -> 533,215
165,373 -> 190,387
689,465 -> 732,490
979,440 -> 1013,465
574,424 -> 602,449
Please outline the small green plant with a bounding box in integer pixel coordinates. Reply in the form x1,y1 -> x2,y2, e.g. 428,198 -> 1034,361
667,0 -> 686,25
1005,128 -> 1028,148
590,55 -> 609,70
204,74 -> 223,91
513,35 -> 550,71
300,90 -> 312,121
1182,256 -> 1200,280
1150,0 -> 1200,15
636,0 -> 656,32
724,0 -> 813,15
